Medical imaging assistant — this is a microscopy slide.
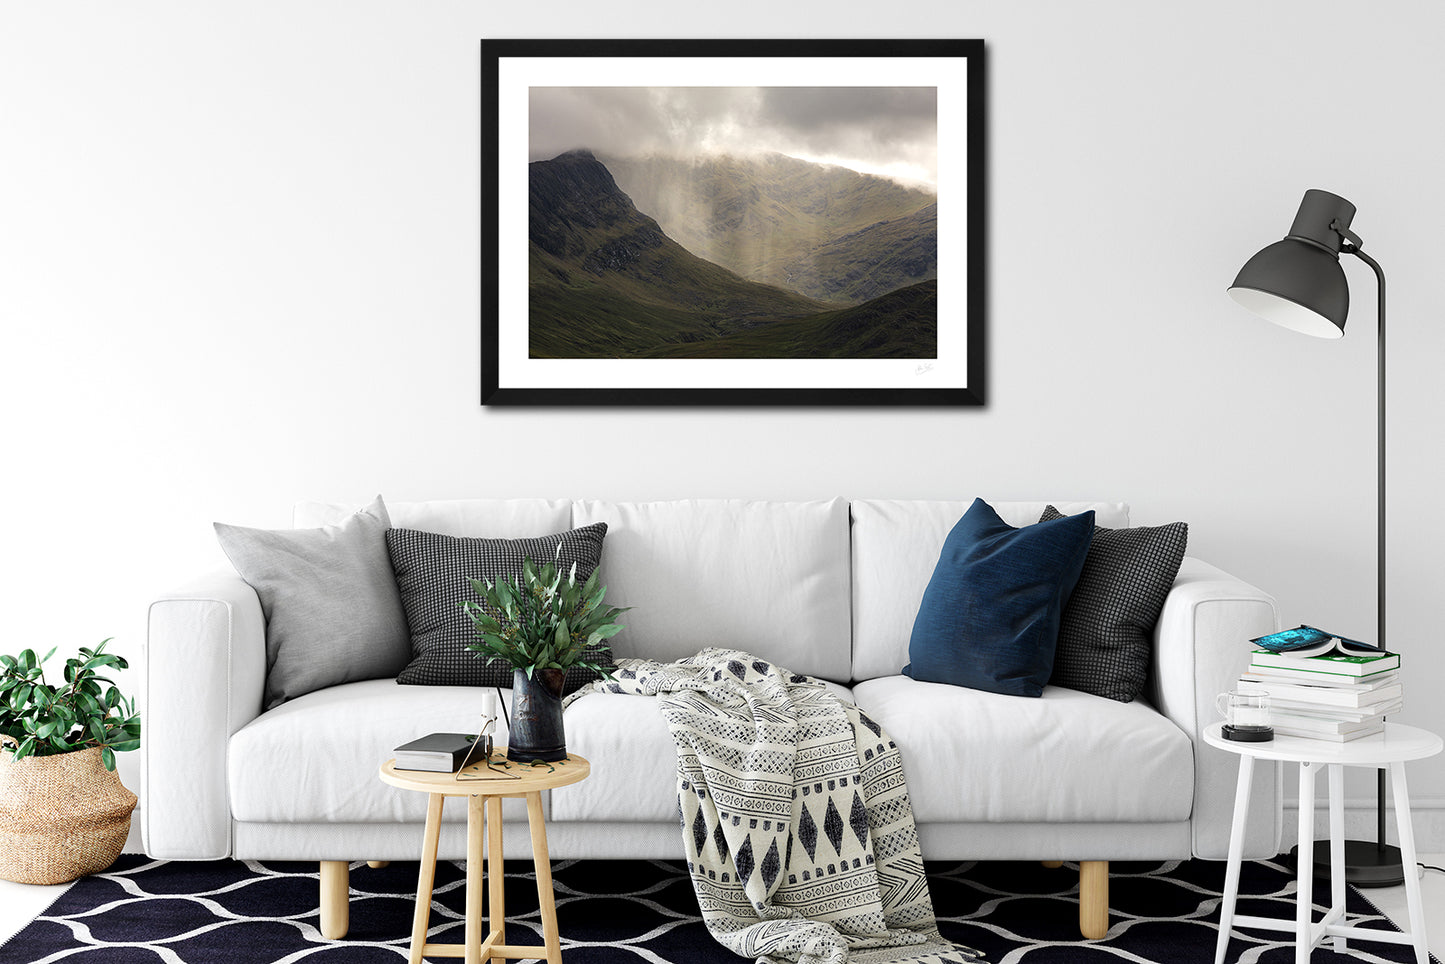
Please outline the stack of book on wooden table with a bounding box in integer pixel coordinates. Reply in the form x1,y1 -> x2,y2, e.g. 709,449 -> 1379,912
1241,625 -> 1401,742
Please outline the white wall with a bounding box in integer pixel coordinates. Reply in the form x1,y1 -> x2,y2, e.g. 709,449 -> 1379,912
3,1 -> 1443,847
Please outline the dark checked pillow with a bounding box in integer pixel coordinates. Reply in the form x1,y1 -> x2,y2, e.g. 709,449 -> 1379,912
1040,505 -> 1188,702
386,523 -> 612,693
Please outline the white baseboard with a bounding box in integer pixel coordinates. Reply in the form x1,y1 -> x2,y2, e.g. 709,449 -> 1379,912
1281,802 -> 1445,854
123,808 -> 144,855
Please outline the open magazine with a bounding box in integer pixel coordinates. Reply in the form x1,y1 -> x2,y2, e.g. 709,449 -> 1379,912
1250,624 -> 1386,657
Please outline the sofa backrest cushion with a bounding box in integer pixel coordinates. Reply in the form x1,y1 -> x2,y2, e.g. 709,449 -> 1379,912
573,499 -> 852,683
850,500 -> 1130,682
294,499 -> 572,538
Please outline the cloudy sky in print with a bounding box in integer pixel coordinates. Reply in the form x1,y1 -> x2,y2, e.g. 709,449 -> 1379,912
529,86 -> 938,189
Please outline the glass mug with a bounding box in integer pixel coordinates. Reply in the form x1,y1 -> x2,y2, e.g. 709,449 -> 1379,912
1217,687 -> 1273,741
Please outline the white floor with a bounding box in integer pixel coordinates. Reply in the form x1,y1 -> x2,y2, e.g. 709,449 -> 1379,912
0,856 -> 1441,957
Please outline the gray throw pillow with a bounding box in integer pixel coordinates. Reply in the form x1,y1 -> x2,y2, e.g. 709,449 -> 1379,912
386,524 -> 611,692
1039,505 -> 1188,703
215,495 -> 411,709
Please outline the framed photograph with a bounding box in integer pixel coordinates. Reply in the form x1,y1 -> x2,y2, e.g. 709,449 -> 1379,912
481,39 -> 985,406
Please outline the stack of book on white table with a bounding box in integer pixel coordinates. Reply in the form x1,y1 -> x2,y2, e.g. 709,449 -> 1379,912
1241,625 -> 1401,742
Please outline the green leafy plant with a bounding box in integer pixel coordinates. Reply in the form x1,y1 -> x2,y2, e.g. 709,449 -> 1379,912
0,639 -> 141,772
464,558 -> 628,680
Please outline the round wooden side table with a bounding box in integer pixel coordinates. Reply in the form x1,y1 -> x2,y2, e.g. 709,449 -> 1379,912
1204,722 -> 1442,964
379,750 -> 590,964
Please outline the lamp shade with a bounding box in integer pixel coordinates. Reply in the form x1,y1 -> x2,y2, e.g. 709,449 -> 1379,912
1228,240 -> 1349,338
1227,189 -> 1357,339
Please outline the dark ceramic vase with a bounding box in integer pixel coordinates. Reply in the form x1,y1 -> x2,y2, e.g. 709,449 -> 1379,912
507,667 -> 567,763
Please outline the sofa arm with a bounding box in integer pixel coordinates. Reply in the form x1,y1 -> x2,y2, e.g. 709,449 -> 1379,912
1151,557 -> 1282,860
144,570 -> 266,859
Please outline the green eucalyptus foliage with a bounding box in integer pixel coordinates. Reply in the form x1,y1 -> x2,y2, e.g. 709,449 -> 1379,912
0,639 -> 141,772
463,557 -> 628,681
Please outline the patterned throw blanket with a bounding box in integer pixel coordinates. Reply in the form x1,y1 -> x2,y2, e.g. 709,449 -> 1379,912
568,649 -> 981,964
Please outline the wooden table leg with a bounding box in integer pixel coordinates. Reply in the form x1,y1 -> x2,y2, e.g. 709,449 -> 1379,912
1390,764 -> 1430,964
488,794 -> 505,946
1214,753 -> 1255,964
409,793 -> 444,964
467,794 -> 485,964
526,791 -> 563,964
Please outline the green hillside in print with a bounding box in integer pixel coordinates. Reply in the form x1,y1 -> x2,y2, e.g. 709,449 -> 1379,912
527,150 -> 937,360
634,281 -> 936,359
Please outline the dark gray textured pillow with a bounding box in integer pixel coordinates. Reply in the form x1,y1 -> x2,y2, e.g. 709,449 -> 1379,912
215,495 -> 411,709
1039,505 -> 1188,703
386,523 -> 611,692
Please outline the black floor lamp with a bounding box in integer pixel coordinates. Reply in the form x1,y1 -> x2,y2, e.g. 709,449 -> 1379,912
1226,188 -> 1401,887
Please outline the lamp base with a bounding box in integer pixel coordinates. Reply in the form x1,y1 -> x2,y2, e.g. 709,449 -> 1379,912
1289,838 -> 1405,888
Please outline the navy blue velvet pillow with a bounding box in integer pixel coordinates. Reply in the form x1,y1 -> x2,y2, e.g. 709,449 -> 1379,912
904,498 -> 1095,697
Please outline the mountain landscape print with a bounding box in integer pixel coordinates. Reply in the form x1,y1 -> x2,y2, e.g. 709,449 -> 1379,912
527,86 -> 939,359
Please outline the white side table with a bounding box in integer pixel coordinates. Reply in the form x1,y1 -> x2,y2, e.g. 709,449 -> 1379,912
1204,722 -> 1442,964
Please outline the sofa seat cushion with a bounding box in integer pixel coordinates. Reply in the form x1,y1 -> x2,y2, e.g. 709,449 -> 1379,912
850,675 -> 1193,824
552,679 -> 855,823
229,679 -> 536,824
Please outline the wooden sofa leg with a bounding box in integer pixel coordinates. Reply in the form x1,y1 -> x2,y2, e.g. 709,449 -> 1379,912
366,860 -> 390,869
320,860 -> 350,939
1079,860 -> 1108,939
1041,860 -> 1063,868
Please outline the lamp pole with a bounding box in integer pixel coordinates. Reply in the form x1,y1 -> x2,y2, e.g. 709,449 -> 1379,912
1345,241 -> 1389,867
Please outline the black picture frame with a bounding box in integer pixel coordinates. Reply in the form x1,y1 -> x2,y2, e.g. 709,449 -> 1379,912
481,39 -> 986,406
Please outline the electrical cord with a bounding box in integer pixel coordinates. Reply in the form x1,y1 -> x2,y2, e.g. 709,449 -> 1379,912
496,685 -> 510,732
1418,862 -> 1445,875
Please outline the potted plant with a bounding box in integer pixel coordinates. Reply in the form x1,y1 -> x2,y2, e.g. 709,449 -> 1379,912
464,558 -> 627,762
0,639 -> 142,884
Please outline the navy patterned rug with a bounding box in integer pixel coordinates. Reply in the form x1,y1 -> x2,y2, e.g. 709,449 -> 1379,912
0,855 -> 1431,963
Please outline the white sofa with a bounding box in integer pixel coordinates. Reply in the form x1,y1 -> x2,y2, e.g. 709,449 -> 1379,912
144,498 -> 1282,941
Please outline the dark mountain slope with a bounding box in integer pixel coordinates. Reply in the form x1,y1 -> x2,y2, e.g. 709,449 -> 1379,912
528,150 -> 828,358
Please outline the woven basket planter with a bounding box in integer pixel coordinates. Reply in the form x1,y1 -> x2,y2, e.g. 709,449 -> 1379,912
0,746 -> 137,885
